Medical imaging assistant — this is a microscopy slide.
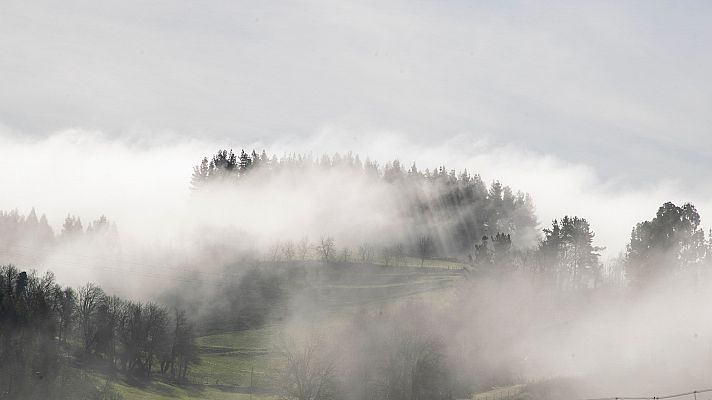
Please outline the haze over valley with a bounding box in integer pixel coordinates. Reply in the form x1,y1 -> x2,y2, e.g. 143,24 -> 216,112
1,2 -> 712,400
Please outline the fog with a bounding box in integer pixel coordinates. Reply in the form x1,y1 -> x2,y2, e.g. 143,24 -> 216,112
2,128 -> 708,256
5,1 -> 712,399
1,126 -> 711,399
275,269 -> 712,399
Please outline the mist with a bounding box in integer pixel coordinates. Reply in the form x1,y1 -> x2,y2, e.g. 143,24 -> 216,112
2,127 -> 711,399
3,128 -> 707,256
3,2 -> 712,399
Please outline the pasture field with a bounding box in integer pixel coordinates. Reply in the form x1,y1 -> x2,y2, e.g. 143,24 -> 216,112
188,326 -> 280,389
95,260 -> 466,399
111,379 -> 275,400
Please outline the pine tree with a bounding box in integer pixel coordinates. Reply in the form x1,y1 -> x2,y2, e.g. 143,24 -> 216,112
61,215 -> 83,239
190,157 -> 210,190
239,150 -> 252,173
26,208 -> 38,226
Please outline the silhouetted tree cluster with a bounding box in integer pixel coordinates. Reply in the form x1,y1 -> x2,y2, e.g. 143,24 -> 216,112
471,216 -> 603,290
0,265 -> 126,399
60,214 -> 120,251
190,149 -> 268,189
538,216 -> 603,289
0,264 -> 198,399
512,203 -> 712,289
471,233 -> 513,268
192,150 -> 538,257
0,208 -> 54,261
0,209 -> 120,267
0,265 -> 61,398
74,283 -> 199,379
626,202 -> 711,286
317,237 -> 336,263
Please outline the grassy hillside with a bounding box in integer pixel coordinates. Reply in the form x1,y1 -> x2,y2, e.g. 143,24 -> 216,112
101,260 -> 466,399
189,326 -> 279,389
111,380 -> 274,400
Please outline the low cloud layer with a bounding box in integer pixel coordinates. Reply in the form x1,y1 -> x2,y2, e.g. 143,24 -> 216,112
0,128 -> 708,259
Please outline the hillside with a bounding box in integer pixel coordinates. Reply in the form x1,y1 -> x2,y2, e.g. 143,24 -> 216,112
93,260 -> 467,399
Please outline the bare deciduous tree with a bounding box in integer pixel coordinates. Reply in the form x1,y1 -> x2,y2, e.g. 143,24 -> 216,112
77,282 -> 105,356
382,246 -> 394,266
270,241 -> 282,262
144,303 -> 169,377
358,243 -> 373,263
417,235 -> 434,267
283,240 -> 296,261
340,248 -> 352,263
298,236 -> 310,261
317,237 -> 335,263
378,332 -> 450,400
393,243 -> 404,266
276,335 -> 338,400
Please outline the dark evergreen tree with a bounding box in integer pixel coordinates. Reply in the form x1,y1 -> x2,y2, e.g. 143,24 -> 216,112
61,215 -> 83,239
539,216 -> 601,288
238,150 -> 252,173
626,202 -> 706,286
190,157 -> 210,190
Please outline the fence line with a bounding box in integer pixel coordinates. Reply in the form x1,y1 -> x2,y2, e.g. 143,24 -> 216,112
585,388 -> 712,400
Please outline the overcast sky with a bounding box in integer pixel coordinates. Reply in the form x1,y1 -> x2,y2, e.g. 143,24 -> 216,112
1,0 -> 711,253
